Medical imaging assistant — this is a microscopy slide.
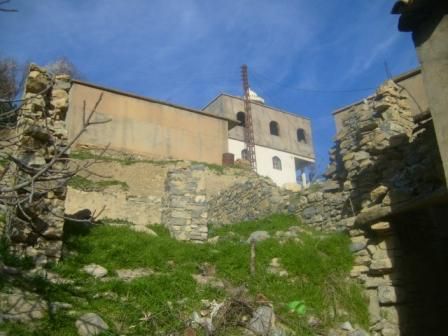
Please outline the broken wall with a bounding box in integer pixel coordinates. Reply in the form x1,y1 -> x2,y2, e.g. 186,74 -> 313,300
296,79 -> 447,336
4,65 -> 70,265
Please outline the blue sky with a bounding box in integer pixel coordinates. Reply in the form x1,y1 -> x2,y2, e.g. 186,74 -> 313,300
1,0 -> 418,171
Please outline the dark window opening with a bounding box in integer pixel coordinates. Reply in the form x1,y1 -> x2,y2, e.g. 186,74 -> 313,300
270,121 -> 279,136
236,111 -> 246,127
297,128 -> 306,143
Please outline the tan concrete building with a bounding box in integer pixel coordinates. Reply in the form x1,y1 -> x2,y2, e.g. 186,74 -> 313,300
67,80 -> 237,164
332,68 -> 428,132
203,91 -> 315,186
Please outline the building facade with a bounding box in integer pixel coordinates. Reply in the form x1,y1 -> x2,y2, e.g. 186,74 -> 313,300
203,91 -> 315,187
67,80 -> 237,165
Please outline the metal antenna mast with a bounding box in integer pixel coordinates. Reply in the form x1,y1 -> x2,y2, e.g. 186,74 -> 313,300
241,64 -> 257,171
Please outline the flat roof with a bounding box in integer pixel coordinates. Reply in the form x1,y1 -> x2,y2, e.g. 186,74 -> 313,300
71,79 -> 239,125
203,93 -> 311,121
332,67 -> 422,115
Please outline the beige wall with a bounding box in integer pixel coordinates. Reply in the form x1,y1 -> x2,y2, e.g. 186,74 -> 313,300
203,94 -> 315,160
67,83 -> 229,164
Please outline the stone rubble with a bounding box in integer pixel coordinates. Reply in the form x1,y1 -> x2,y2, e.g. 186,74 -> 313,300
115,268 -> 154,282
82,264 -> 108,278
75,312 -> 109,336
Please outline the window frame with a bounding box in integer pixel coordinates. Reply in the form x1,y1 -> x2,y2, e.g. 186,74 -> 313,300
272,156 -> 282,170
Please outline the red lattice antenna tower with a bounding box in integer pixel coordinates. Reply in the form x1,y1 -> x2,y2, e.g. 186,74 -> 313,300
241,64 -> 257,171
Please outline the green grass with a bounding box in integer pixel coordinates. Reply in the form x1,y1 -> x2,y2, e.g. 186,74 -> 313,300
70,149 -> 179,166
1,214 -> 368,335
70,149 -> 241,174
0,156 -> 8,167
68,175 -> 129,192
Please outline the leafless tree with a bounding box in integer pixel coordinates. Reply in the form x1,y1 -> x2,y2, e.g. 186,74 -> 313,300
0,58 -> 22,100
45,57 -> 83,80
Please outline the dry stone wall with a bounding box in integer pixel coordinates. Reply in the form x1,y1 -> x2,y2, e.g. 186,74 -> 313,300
293,79 -> 446,335
207,177 -> 291,226
162,164 -> 208,242
4,65 -> 70,265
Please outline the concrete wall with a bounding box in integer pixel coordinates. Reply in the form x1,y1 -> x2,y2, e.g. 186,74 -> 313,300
67,82 -> 229,165
413,12 -> 448,185
203,94 -> 315,160
229,138 -> 313,187
333,69 -> 429,133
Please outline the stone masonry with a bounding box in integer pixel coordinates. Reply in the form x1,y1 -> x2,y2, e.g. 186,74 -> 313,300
293,79 -> 446,335
4,65 -> 70,265
162,163 -> 208,242
207,177 -> 290,226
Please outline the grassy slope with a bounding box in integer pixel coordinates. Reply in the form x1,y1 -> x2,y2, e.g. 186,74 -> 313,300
1,214 -> 368,335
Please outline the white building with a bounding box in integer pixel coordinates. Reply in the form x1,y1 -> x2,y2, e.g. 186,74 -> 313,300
203,91 -> 315,187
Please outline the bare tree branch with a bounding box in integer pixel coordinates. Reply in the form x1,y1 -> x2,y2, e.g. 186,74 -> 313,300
0,0 -> 17,12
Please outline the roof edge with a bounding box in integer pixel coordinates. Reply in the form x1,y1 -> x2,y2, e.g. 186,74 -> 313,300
203,93 -> 311,121
71,79 -> 238,123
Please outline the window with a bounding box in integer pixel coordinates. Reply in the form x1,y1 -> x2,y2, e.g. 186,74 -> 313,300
272,156 -> 282,170
269,121 -> 279,136
241,149 -> 248,160
236,111 -> 246,127
297,128 -> 306,143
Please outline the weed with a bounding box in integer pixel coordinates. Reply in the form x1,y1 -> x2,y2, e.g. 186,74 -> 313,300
0,156 -> 8,167
70,149 -> 179,166
70,149 -> 232,173
68,175 -> 129,192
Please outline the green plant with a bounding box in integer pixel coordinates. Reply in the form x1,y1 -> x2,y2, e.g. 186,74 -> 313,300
70,149 -> 179,166
288,300 -> 307,315
68,175 -> 129,192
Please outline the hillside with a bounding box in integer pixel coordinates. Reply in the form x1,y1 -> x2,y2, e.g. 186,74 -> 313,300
0,214 -> 368,336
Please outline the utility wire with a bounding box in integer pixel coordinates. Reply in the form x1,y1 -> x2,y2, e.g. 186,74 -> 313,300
251,70 -> 376,94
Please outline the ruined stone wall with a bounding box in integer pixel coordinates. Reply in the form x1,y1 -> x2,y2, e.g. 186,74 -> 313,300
295,80 -> 444,233
161,164 -> 208,242
294,79 -> 446,335
207,177 -> 291,226
4,65 -> 70,265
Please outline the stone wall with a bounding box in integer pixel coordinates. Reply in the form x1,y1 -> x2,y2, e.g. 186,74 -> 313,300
161,164 -> 208,242
207,177 -> 290,226
294,79 -> 447,335
66,188 -> 162,226
293,184 -> 351,232
295,80 -> 444,232
4,65 -> 70,265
